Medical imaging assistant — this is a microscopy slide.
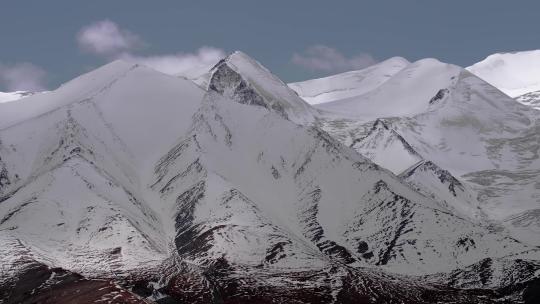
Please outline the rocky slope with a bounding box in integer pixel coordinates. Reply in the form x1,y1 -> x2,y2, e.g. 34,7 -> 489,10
310,56 -> 540,249
1,53 -> 539,303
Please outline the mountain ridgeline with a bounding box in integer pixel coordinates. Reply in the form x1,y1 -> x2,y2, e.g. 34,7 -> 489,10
0,51 -> 539,303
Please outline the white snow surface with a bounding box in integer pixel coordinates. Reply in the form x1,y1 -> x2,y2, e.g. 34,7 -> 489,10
311,56 -> 540,246
206,51 -> 318,124
288,57 -> 410,105
399,160 -> 485,221
317,58 -> 462,119
0,53 -> 539,284
467,49 -> 540,97
351,119 -> 422,175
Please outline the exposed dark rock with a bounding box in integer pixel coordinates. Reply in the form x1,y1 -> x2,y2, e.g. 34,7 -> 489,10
429,88 -> 450,104
356,241 -> 369,253
401,161 -> 464,197
1,263 -> 145,304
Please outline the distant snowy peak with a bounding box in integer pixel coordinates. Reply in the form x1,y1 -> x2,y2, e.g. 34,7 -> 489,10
288,56 -> 410,105
0,91 -> 38,103
317,58 -> 462,119
0,60 -> 142,129
208,51 -> 317,124
352,119 -> 423,174
467,50 -> 540,97
1,51 -> 540,302
516,90 -> 540,110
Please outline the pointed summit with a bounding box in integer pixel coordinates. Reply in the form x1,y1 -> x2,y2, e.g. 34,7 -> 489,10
208,51 -> 317,124
0,60 -> 145,129
400,160 -> 485,220
352,119 -> 423,174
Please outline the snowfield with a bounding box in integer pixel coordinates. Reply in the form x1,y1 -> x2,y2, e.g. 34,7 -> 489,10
289,57 -> 410,105
1,51 -> 540,303
467,49 -> 540,98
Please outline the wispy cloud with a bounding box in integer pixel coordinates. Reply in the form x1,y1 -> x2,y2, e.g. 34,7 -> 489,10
78,20 -> 226,78
0,62 -> 47,91
77,20 -> 142,55
292,45 -> 377,73
118,47 -> 226,78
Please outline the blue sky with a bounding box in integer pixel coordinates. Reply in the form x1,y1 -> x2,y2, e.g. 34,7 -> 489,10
1,0 -> 539,91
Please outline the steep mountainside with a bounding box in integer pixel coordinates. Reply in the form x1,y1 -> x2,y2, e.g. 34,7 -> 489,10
1,53 -> 539,303
206,51 -> 318,124
350,119 -> 423,175
399,160 -> 485,221
312,56 -> 540,249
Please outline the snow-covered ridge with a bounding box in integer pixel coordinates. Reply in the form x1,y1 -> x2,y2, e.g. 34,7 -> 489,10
1,51 -> 540,303
207,51 -> 317,124
399,160 -> 485,221
309,52 -> 540,249
467,49 -> 540,97
288,56 -> 410,105
351,119 -> 423,175
316,58 -> 462,119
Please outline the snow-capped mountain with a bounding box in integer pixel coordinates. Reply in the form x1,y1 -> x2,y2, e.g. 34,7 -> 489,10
288,56 -> 410,105
312,55 -> 540,249
1,52 -> 539,303
317,58 -> 462,119
350,119 -> 423,175
206,51 -> 318,124
306,54 -> 540,251
467,50 -> 540,111
399,160 -> 485,221
467,50 -> 540,98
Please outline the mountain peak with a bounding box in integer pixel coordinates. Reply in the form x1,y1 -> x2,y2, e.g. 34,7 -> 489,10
289,56 -> 411,105
220,50 -> 286,86
2,47 -> 540,303
352,119 -> 423,174
412,57 -> 445,66
208,51 -> 317,124
0,60 -> 162,130
399,160 -> 485,220
384,56 -> 411,66
467,49 -> 540,97
228,50 -> 254,62
316,57 -> 462,119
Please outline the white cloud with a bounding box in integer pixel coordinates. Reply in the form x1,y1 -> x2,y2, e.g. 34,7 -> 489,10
118,47 -> 226,78
77,20 -> 226,78
77,20 -> 141,55
292,45 -> 377,73
0,62 -> 47,91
